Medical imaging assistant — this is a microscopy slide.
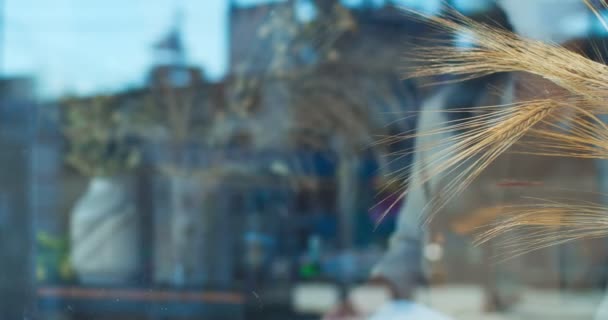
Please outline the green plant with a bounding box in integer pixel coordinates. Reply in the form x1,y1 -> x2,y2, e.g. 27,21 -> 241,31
36,231 -> 74,282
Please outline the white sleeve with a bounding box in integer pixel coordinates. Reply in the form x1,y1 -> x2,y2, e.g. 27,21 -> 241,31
371,90 -> 450,298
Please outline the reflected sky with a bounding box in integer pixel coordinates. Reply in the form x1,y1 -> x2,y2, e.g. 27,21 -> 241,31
2,0 -> 499,97
5,0 -> 227,96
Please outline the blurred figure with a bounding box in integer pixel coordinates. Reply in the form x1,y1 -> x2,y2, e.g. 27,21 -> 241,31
324,4 -> 514,318
498,3 -> 608,319
370,0 -> 514,304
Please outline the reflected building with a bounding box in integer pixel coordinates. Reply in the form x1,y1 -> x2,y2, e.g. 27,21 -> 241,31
0,76 -> 39,318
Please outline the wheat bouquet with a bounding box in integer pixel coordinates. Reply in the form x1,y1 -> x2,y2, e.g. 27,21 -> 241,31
385,0 -> 608,257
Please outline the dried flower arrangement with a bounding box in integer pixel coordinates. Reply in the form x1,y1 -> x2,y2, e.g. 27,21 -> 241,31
61,94 -> 141,177
60,76 -> 223,177
389,0 -> 608,256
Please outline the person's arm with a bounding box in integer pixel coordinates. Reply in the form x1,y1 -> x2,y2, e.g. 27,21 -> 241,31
322,90 -> 450,319
370,89 -> 452,299
369,158 -> 428,299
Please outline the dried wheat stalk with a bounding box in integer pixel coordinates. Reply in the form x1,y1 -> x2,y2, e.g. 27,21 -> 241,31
392,2 -> 608,251
376,99 -> 566,225
406,10 -> 608,105
474,199 -> 608,259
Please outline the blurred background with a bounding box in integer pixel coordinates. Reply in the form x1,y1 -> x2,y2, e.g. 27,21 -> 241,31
3,0 -> 608,319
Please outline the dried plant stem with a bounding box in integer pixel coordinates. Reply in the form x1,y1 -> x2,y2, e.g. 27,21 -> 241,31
474,200 -> 608,259
405,10 -> 608,107
518,104 -> 608,159
385,3 -> 608,254
374,100 -> 561,225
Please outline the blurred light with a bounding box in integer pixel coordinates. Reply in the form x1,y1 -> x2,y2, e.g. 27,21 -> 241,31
395,0 -> 442,15
371,0 -> 385,7
295,0 -> 317,22
497,0 -> 588,42
349,285 -> 392,315
591,11 -> 608,36
292,283 -> 340,314
424,243 -> 443,262
558,11 -> 608,38
454,29 -> 477,50
451,0 -> 492,15
233,0 -> 286,6
342,0 -> 363,7
270,160 -> 290,175
559,12 -> 592,39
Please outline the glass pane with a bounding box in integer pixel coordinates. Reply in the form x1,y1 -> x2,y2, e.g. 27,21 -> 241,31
2,0 -> 606,319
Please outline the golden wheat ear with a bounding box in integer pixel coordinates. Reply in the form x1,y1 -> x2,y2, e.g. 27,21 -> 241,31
473,199 -> 608,260
404,8 -> 608,104
372,99 -> 569,227
377,5 -> 608,225
516,103 -> 608,160
379,3 -> 608,256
